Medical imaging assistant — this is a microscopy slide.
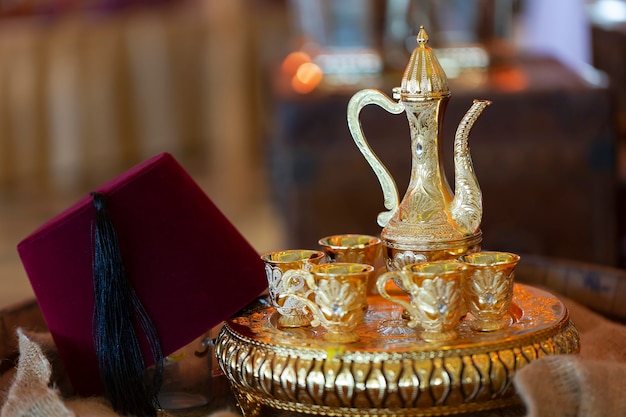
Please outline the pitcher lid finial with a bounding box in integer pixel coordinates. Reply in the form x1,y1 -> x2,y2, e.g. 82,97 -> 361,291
397,26 -> 450,101
417,26 -> 429,45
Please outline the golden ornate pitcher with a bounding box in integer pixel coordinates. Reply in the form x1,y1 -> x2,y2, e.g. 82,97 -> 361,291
347,27 -> 491,271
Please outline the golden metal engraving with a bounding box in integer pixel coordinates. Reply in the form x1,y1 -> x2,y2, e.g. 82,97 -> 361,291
318,234 -> 383,295
347,26 -> 490,269
318,234 -> 382,266
377,260 -> 466,342
260,250 -> 325,328
280,263 -> 373,344
228,25 -> 581,417
460,252 -> 521,332
216,284 -> 580,417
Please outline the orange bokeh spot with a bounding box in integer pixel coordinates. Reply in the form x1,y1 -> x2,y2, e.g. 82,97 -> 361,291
281,51 -> 311,76
492,67 -> 528,92
291,62 -> 323,94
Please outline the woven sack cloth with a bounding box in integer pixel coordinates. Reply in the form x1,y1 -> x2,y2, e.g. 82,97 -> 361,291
514,293 -> 626,417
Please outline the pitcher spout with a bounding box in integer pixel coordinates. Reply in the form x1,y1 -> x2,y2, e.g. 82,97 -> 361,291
450,99 -> 491,234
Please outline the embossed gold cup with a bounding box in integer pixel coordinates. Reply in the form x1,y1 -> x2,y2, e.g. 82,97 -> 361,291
280,263 -> 373,344
377,260 -> 466,342
318,234 -> 382,294
260,249 -> 325,328
459,251 -> 520,332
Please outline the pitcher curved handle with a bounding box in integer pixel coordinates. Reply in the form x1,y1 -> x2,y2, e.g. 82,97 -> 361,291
347,89 -> 405,227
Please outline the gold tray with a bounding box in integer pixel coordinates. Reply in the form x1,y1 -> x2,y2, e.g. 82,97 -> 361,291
216,284 -> 579,416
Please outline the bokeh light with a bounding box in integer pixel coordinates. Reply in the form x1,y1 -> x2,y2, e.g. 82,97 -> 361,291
291,61 -> 323,94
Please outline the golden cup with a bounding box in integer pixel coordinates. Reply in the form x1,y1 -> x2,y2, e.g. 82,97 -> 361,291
280,263 -> 373,344
260,249 -> 325,328
318,234 -> 382,294
459,251 -> 520,332
377,260 -> 466,342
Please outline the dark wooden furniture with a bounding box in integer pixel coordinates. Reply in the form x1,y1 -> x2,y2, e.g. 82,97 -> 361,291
591,22 -> 626,268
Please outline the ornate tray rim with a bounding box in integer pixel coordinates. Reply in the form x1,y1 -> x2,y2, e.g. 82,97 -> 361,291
216,284 -> 580,416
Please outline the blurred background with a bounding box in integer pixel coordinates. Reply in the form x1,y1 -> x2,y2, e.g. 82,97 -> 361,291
1,0 -> 625,306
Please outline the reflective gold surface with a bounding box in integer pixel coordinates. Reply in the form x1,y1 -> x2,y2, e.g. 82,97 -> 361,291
383,241 -> 481,272
347,27 -> 491,267
398,27 -> 449,100
216,284 -> 580,417
318,234 -> 382,266
318,234 -> 383,295
377,260 -> 466,342
260,250 -> 325,327
460,252 -> 521,332
280,263 -> 373,343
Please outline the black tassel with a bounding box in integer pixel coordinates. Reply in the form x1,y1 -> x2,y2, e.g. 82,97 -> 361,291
91,192 -> 164,416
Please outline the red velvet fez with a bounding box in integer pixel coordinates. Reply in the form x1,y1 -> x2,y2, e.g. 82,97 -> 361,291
17,152 -> 267,396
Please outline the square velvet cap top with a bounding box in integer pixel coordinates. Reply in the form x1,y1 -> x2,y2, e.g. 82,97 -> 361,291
17,152 -> 268,398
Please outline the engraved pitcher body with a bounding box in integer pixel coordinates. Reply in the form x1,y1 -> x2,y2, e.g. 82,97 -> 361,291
347,27 -> 491,271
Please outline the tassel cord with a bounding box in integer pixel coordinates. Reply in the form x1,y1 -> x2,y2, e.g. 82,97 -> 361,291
91,192 -> 163,417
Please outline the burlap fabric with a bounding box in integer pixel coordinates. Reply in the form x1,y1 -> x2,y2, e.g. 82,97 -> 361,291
1,296 -> 626,417
513,294 -> 626,417
0,329 -> 74,417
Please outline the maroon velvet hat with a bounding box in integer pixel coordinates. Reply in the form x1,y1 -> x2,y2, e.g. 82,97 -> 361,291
17,153 -> 267,414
